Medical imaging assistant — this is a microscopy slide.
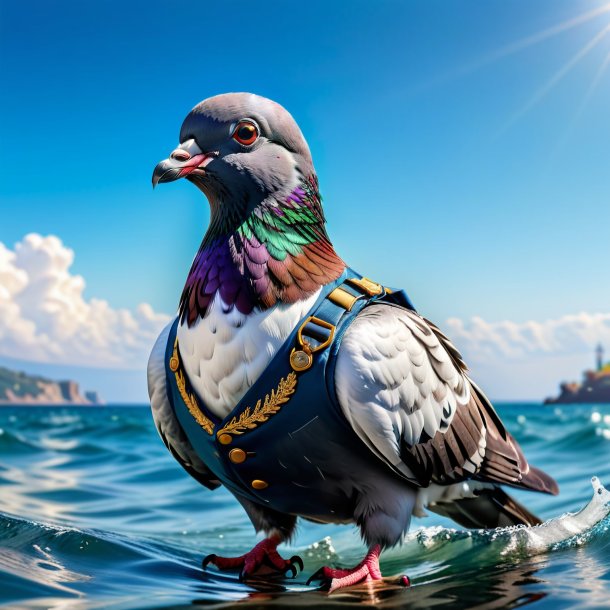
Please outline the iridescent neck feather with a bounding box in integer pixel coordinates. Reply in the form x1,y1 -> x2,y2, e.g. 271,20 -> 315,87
179,176 -> 345,326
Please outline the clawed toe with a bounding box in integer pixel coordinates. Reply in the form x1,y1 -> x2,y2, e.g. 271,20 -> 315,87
202,552 -> 243,571
306,545 -> 386,593
289,555 -> 304,577
236,553 -> 304,581
306,565 -> 343,588
283,555 -> 304,578
306,566 -> 327,586
203,543 -> 406,592
201,553 -> 217,570
201,537 -> 304,582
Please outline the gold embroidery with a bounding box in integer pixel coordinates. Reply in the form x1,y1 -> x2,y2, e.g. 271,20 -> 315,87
171,340 -> 215,435
216,372 -> 297,441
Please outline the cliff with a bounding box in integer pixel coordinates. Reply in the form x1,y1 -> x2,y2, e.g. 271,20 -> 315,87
0,366 -> 104,405
545,365 -> 610,404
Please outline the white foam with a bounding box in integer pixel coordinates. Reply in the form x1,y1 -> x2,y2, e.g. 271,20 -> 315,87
397,477 -> 609,561
304,478 -> 610,570
517,476 -> 610,553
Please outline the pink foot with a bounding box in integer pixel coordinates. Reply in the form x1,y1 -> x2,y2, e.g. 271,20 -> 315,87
307,545 -> 390,593
202,536 -> 303,581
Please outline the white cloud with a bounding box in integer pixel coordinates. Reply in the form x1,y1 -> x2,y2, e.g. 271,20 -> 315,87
0,234 -> 171,369
445,313 -> 610,399
446,313 -> 610,361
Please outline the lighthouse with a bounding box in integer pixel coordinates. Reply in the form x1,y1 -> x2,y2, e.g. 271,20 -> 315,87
596,344 -> 604,372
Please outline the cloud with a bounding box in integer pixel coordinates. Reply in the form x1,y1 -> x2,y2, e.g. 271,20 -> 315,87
445,313 -> 610,399
0,234 -> 171,369
446,313 -> 610,361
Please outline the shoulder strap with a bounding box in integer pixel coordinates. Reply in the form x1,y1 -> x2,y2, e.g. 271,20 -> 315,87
297,274 -> 391,348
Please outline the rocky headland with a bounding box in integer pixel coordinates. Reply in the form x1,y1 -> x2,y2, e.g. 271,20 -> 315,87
0,366 -> 103,405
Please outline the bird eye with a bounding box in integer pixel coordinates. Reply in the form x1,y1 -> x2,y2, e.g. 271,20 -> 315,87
232,121 -> 258,146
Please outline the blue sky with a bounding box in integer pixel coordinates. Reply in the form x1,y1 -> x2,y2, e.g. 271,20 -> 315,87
2,0 -> 610,401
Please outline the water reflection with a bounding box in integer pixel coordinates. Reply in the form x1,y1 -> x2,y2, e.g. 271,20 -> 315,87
0,543 -> 90,604
171,559 -> 548,610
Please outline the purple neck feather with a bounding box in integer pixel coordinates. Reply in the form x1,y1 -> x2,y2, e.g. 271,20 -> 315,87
179,177 -> 345,326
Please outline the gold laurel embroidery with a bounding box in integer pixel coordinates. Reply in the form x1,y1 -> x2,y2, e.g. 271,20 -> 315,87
216,372 -> 298,439
172,341 -> 215,435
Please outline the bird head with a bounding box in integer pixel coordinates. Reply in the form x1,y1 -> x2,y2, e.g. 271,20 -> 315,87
153,93 -> 315,227
153,93 -> 345,323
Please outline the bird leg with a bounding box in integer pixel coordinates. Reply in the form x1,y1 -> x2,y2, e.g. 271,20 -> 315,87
307,544 -> 391,592
202,534 -> 303,580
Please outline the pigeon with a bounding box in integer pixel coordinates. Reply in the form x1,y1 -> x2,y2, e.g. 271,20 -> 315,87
148,92 -> 558,592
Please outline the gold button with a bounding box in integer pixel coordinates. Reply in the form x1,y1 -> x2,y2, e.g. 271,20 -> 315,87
229,448 -> 247,464
218,433 -> 232,445
251,479 -> 268,490
169,356 -> 179,372
290,349 -> 313,372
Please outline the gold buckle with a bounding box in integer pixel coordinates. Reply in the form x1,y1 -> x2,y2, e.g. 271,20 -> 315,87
347,277 -> 383,296
297,316 -> 335,352
290,316 -> 335,372
328,286 -> 358,311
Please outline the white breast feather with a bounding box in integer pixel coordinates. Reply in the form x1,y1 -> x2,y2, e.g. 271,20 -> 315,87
335,304 -> 471,481
147,319 -> 215,479
177,290 -> 321,419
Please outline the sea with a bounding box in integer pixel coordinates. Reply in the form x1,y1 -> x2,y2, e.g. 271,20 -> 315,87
0,403 -> 609,610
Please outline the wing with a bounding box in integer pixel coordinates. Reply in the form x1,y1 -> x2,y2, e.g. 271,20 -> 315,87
148,319 -> 221,490
335,303 -> 558,495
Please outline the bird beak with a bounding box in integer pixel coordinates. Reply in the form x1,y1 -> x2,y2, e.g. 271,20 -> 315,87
152,139 -> 215,188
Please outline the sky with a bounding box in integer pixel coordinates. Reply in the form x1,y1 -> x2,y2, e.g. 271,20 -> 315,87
1,0 -> 610,402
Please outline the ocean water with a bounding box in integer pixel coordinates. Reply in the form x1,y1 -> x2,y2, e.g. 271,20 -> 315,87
0,403 -> 609,610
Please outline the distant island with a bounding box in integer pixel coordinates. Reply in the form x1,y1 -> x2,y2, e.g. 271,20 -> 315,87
0,366 -> 104,405
545,344 -> 610,404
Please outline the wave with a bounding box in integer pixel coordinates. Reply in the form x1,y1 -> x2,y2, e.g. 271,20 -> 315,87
0,510 -> 203,607
0,428 -> 113,458
550,423 -> 610,452
0,428 -> 41,455
2,477 -> 607,608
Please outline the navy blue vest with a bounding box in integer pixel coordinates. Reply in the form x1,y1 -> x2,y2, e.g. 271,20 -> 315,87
164,269 -> 415,522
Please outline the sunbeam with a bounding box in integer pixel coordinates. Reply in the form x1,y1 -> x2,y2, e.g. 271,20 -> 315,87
500,22 -> 610,133
575,47 -> 610,118
412,2 -> 610,93
465,2 -> 610,75
549,48 -> 610,160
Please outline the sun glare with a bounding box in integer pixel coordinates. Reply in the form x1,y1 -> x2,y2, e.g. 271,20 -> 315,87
478,1 -> 610,69
503,20 -> 610,130
421,2 -> 610,138
576,47 -> 610,116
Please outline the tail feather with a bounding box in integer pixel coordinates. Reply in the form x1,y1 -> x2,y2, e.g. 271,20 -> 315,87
520,465 -> 560,496
468,380 -> 559,496
428,486 -> 543,529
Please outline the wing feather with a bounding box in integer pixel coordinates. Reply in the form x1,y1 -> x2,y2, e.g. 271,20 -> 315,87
335,303 -> 558,495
